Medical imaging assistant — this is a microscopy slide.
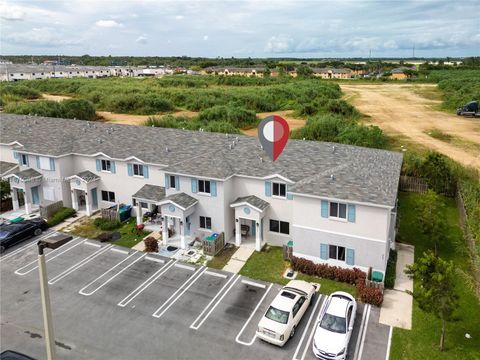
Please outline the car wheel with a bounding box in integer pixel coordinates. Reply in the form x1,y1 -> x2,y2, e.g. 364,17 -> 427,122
0,246 -> 5,254
34,228 -> 42,236
290,326 -> 296,338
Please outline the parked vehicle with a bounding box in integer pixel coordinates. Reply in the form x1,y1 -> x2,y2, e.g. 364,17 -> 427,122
312,291 -> 357,360
0,218 -> 47,253
256,280 -> 319,346
456,101 -> 480,117
0,350 -> 36,360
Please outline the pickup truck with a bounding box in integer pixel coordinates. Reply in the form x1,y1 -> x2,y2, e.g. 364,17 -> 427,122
456,101 -> 480,117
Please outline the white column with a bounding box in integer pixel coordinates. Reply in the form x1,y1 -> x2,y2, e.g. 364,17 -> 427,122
71,190 -> 78,211
180,217 -> 186,249
255,220 -> 261,252
12,188 -> 19,211
24,187 -> 32,215
136,203 -> 142,225
162,215 -> 168,245
85,191 -> 91,216
235,218 -> 241,246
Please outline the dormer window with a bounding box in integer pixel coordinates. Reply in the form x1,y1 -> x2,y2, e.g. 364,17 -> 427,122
101,159 -> 111,172
272,182 -> 286,197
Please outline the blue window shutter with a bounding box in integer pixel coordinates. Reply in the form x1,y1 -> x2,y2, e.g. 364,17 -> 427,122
36,156 -> 40,168
191,178 -> 198,193
346,248 -> 355,265
175,176 -> 180,191
96,159 -> 101,171
127,164 -> 133,176
143,165 -> 149,179
110,161 -> 116,174
165,174 -> 170,189
211,181 -> 217,197
265,181 -> 272,197
321,200 -> 329,218
286,184 -> 293,200
49,157 -> 54,171
348,204 -> 356,223
320,244 -> 328,260
13,151 -> 19,160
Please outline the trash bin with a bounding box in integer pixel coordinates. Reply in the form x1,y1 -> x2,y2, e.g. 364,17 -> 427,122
372,271 -> 384,282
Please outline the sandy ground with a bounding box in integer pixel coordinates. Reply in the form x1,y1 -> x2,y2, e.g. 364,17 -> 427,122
341,84 -> 480,168
41,93 -> 72,101
241,110 -> 305,136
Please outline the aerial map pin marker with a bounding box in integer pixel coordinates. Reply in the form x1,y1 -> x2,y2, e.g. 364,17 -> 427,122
258,115 -> 290,161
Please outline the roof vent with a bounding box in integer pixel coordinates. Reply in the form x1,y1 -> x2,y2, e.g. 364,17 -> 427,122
235,136 -> 239,142
225,133 -> 229,137
330,174 -> 335,180
229,144 -> 233,150
332,145 -> 336,153
73,117 -> 77,120
303,137 -> 306,141
165,146 -> 169,153
98,139 -> 103,143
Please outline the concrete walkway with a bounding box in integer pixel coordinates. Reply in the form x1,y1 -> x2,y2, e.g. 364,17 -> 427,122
222,246 -> 255,274
379,243 -> 414,329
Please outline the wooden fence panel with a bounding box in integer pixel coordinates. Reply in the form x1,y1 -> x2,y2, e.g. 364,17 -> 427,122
399,176 -> 428,194
101,208 -> 120,222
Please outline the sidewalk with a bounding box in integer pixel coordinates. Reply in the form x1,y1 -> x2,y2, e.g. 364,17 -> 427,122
222,246 -> 255,273
379,243 -> 414,329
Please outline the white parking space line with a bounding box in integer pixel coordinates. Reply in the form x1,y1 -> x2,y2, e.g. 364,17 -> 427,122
48,244 -> 113,285
152,266 -> 206,319
14,237 -> 83,276
204,270 -> 227,279
354,304 -> 371,360
110,248 -> 129,255
291,294 -> 324,360
0,230 -> 55,263
190,274 -> 240,330
79,252 -> 143,296
117,260 -> 178,307
241,279 -> 267,289
235,283 -> 273,346
84,241 -> 102,248
385,326 -> 393,360
174,263 -> 196,271
145,255 -> 165,263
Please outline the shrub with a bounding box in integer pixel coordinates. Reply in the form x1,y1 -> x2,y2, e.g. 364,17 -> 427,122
198,105 -> 258,128
0,85 -> 41,99
94,217 -> 121,231
4,99 -> 96,121
46,207 -> 76,227
144,236 -> 159,252
384,249 -> 397,289
61,99 -> 96,121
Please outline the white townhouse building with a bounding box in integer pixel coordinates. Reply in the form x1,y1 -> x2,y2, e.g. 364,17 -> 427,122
0,114 -> 403,277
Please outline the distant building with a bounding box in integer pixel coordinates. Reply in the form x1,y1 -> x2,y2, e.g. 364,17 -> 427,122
0,59 -> 12,65
311,68 -> 353,79
203,66 -> 266,77
389,67 -> 415,80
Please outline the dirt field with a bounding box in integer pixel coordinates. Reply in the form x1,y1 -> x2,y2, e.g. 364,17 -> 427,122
42,93 -> 72,101
341,84 -> 480,168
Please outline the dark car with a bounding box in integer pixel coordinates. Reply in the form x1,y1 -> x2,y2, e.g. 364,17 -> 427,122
0,350 -> 36,360
0,218 -> 47,253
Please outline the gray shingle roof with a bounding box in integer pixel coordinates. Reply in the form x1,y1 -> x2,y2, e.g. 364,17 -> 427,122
0,161 -> 18,177
132,184 -> 166,202
0,114 -> 403,207
231,195 -> 270,211
159,192 -> 198,210
10,168 -> 42,181
76,170 -> 100,183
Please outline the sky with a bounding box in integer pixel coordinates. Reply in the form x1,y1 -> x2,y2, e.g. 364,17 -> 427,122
1,0 -> 479,58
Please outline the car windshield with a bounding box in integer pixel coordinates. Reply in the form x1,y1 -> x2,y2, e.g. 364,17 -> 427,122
319,313 -> 346,333
0,230 -> 12,239
265,306 -> 289,324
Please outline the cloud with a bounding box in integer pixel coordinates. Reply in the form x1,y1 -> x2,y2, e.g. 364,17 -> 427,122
0,2 -> 25,21
175,15 -> 185,20
203,35 -> 209,41
136,35 -> 148,44
95,19 -> 123,28
264,35 -> 294,53
3,27 -> 82,47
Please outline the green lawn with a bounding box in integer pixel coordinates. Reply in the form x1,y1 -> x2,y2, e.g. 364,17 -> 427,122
239,245 -> 356,296
206,245 -> 238,270
391,192 -> 480,360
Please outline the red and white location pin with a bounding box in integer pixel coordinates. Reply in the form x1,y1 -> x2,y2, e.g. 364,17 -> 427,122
258,115 -> 289,161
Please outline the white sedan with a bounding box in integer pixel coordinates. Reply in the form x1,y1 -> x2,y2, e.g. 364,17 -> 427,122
256,280 -> 319,347
312,291 -> 357,360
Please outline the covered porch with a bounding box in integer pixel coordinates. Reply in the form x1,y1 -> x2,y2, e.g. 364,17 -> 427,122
132,184 -> 166,229
66,170 -> 100,216
230,195 -> 270,252
3,168 -> 43,216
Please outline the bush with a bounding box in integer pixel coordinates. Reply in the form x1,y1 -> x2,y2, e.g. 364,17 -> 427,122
4,99 -> 96,121
0,85 -> 41,100
198,105 -> 258,128
60,99 -> 96,121
384,249 -> 397,289
144,236 -> 158,252
94,217 -> 121,231
46,207 -> 76,227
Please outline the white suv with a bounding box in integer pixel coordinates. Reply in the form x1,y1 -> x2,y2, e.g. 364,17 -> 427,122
257,280 -> 318,347
312,291 -> 357,359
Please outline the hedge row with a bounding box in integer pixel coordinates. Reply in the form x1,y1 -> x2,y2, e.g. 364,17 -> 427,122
290,256 -> 384,306
46,207 -> 76,227
94,217 -> 121,231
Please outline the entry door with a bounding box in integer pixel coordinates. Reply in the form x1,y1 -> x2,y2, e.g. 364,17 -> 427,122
17,189 -> 25,207
251,219 -> 256,236
185,216 -> 191,235
31,186 -> 40,205
91,188 -> 98,209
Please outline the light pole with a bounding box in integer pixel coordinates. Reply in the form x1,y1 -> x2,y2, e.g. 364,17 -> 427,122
37,234 -> 73,360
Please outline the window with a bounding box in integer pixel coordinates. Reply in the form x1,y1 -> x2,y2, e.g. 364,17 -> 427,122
272,182 -> 286,197
20,154 -> 28,166
269,219 -> 290,235
101,191 -> 115,202
199,216 -> 212,229
329,202 -> 347,219
38,156 -> 53,170
329,245 -> 346,261
169,175 -> 176,188
133,164 -> 144,177
101,159 -> 111,172
198,180 -> 211,194
140,202 -> 149,209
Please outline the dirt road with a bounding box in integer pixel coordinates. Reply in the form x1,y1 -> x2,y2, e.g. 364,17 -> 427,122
341,84 -> 480,168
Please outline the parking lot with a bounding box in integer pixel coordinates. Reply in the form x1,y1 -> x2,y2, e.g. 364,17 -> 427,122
0,231 -> 392,360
